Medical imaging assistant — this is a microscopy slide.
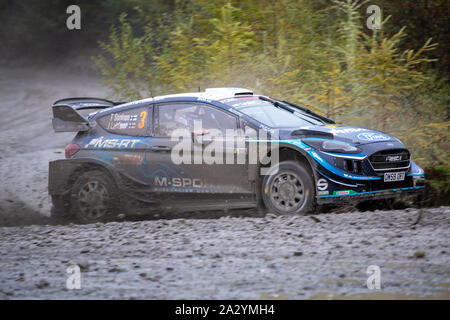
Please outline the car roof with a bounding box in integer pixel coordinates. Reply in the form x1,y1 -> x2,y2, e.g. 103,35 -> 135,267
163,88 -> 254,99
92,88 -> 256,118
130,87 -> 254,105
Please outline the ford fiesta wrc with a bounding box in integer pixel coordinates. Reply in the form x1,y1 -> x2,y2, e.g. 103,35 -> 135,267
49,87 -> 425,222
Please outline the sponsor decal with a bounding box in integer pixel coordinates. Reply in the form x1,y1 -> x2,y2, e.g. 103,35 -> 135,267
317,190 -> 329,195
357,132 -> 390,141
112,154 -> 144,165
333,190 -> 357,195
317,178 -> 328,191
155,177 -> 204,188
84,136 -> 140,149
329,127 -> 368,134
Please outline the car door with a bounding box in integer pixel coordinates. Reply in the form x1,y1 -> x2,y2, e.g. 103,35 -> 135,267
150,101 -> 253,203
96,104 -> 190,198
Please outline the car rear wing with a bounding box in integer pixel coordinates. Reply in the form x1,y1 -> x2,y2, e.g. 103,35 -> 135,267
52,97 -> 127,132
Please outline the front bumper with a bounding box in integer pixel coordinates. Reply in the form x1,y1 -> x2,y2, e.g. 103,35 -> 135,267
317,186 -> 425,204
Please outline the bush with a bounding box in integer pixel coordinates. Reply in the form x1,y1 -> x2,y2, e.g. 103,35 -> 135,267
424,165 -> 450,207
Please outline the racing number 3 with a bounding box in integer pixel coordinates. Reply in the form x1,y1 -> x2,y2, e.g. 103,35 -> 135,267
138,111 -> 147,129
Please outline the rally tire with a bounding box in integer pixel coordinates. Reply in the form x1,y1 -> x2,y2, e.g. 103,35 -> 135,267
261,161 -> 315,215
70,170 -> 120,223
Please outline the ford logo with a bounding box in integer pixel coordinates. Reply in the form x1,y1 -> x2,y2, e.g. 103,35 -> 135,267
357,132 -> 390,141
386,155 -> 402,162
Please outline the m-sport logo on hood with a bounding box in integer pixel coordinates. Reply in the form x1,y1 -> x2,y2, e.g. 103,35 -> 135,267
357,132 -> 390,141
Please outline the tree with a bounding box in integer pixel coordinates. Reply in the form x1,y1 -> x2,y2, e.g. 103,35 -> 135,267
93,14 -> 154,100
200,2 -> 255,84
354,24 -> 437,132
155,17 -> 205,92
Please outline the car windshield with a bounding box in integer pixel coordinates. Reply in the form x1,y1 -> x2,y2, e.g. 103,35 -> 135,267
220,96 -> 325,128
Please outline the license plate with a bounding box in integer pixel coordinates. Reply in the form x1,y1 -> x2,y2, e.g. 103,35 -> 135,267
384,172 -> 405,182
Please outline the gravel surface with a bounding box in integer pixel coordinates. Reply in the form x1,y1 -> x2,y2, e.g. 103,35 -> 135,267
0,207 -> 448,299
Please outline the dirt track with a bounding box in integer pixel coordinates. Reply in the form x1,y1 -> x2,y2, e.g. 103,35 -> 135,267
0,207 -> 449,299
0,65 -> 449,299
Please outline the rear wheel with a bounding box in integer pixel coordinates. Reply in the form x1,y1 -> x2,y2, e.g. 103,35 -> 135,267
261,161 -> 315,215
70,170 -> 119,223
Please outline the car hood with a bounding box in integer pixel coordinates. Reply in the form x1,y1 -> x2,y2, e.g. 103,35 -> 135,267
279,125 -> 401,146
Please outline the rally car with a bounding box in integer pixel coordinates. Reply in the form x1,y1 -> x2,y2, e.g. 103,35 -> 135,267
49,87 -> 425,222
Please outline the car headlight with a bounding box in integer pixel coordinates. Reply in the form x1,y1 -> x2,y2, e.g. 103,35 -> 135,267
303,138 -> 361,154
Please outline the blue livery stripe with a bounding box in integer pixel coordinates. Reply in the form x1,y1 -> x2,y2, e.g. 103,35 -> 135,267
249,139 -> 381,181
319,186 -> 425,198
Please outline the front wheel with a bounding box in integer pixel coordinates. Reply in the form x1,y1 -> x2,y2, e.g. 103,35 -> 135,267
261,161 -> 315,215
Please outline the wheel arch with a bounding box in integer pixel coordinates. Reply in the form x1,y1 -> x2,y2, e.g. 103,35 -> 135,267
255,143 -> 318,203
67,159 -> 120,191
49,158 -> 121,196
260,143 -> 317,178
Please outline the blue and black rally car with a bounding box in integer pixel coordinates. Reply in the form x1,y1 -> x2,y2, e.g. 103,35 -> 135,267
49,88 -> 425,222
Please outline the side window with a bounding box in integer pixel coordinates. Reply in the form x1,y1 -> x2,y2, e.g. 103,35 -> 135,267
97,106 -> 151,136
156,103 -> 238,137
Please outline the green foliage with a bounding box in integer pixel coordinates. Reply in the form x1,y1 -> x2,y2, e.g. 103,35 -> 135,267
155,2 -> 255,92
425,165 -> 450,206
200,3 -> 255,84
427,165 -> 450,193
155,17 -> 204,92
352,26 -> 437,130
93,14 -> 154,100
94,0 -> 449,168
